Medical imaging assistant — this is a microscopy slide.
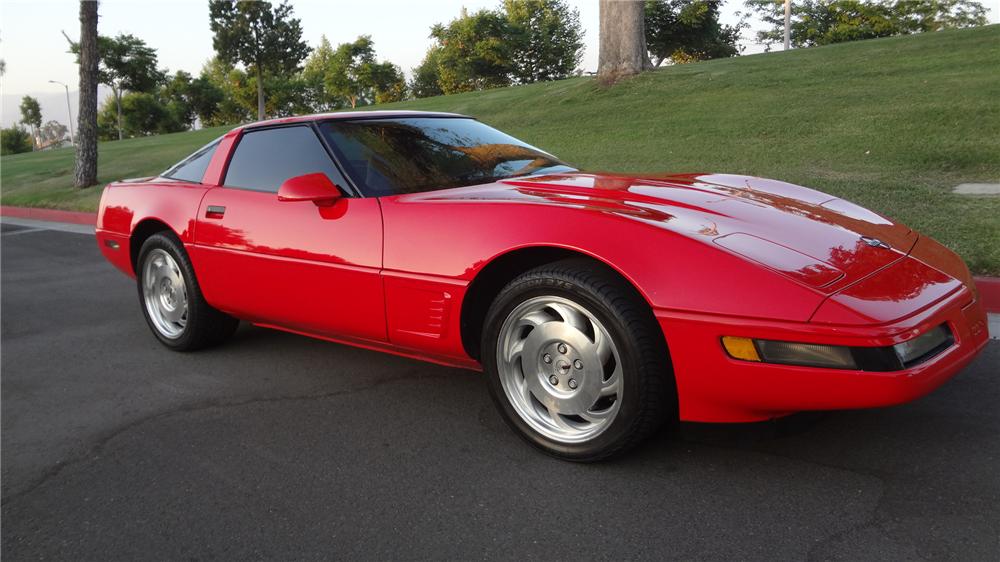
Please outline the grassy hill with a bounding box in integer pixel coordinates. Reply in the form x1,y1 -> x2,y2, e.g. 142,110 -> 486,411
2,25 -> 998,274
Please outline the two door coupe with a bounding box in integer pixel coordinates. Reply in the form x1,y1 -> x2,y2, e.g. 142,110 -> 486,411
96,111 -> 989,460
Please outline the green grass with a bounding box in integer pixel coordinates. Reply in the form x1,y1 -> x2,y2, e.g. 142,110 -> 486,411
1,126 -> 232,211
3,25 -> 998,273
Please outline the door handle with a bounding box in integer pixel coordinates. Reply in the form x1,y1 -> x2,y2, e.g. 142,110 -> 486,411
205,205 -> 226,219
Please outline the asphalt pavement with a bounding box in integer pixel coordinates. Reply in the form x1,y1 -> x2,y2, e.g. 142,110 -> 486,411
2,220 -> 998,561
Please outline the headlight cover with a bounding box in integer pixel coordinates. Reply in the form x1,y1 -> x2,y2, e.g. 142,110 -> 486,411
722,324 -> 953,372
755,340 -> 857,369
892,325 -> 953,367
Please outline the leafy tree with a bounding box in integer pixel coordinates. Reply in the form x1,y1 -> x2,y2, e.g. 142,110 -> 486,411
1,126 -> 33,155
160,70 -> 226,129
208,0 -> 311,120
19,95 -> 43,148
645,0 -> 744,66
328,36 -> 378,108
369,61 -> 407,104
259,73 -> 312,116
302,36 -> 345,112
39,120 -> 70,144
504,0 -> 584,83
310,36 -> 406,108
431,8 -> 513,94
746,0 -> 988,49
410,48 -> 444,99
67,33 -> 166,140
96,92 -> 189,140
200,57 -> 255,126
75,0 -> 99,188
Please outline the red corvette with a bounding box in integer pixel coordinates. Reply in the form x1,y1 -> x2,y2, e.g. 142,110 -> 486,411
96,111 -> 989,460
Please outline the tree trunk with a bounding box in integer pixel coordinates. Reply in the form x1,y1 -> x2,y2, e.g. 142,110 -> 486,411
75,0 -> 99,188
597,0 -> 652,84
256,67 -> 265,120
114,87 -> 123,141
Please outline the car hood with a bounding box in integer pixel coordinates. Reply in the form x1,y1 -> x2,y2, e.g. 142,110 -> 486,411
417,172 -> 919,293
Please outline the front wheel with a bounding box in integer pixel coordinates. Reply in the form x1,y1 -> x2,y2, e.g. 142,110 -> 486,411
136,232 -> 238,351
481,259 -> 676,461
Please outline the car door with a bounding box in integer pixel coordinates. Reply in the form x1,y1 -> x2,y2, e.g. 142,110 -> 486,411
191,124 -> 386,342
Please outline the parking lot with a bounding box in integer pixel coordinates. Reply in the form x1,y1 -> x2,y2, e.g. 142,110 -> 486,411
2,221 -> 998,560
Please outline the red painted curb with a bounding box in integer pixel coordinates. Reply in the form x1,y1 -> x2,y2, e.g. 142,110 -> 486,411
975,277 -> 1000,314
1,205 -> 97,226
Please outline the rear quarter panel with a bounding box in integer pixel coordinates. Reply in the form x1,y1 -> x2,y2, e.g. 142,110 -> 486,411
96,179 -> 211,277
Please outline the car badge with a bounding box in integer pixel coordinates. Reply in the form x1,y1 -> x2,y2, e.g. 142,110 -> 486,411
860,236 -> 890,249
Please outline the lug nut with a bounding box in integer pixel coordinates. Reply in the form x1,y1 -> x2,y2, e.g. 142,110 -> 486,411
557,343 -> 567,354
542,353 -> 552,364
549,375 -> 559,385
568,379 -> 578,389
574,360 -> 583,370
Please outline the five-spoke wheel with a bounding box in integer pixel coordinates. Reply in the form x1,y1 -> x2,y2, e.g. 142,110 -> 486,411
136,232 -> 238,351
483,258 -> 675,461
497,296 -> 623,443
141,248 -> 188,339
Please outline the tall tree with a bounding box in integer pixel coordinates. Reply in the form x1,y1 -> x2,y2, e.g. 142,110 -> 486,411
39,120 -> 70,144
75,0 -> 99,188
99,35 -> 165,140
368,61 -> 407,104
430,8 -> 513,94
302,36 -> 346,112
19,96 -> 43,148
200,57 -> 255,126
504,0 -> 584,83
159,70 -> 225,129
746,0 -> 988,49
410,48 -> 444,99
65,33 -> 166,140
312,36 -> 406,108
597,0 -> 652,83
208,0 -> 311,120
645,0 -> 744,66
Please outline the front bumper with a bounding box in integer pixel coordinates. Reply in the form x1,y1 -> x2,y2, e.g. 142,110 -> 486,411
656,286 -> 989,423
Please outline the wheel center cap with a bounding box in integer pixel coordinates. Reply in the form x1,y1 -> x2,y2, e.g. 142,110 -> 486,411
557,360 -> 571,374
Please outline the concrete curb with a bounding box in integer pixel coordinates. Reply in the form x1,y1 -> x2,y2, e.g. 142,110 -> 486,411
1,206 -> 97,226
2,204 -> 999,314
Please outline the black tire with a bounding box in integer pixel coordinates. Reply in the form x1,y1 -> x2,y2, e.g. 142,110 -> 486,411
136,232 -> 238,351
481,258 -> 677,462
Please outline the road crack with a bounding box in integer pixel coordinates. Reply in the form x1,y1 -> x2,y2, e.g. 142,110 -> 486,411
1,371 -> 457,506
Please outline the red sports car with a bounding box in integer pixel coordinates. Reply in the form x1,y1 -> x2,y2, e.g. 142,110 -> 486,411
96,111 -> 989,460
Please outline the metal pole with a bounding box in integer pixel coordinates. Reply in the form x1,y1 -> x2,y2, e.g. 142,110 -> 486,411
49,80 -> 75,145
784,0 -> 791,51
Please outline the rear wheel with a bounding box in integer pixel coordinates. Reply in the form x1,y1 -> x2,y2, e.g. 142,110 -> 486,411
137,233 -> 238,351
482,259 -> 675,461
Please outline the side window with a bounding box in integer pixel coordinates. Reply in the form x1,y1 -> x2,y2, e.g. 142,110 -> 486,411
163,139 -> 220,183
223,126 -> 347,193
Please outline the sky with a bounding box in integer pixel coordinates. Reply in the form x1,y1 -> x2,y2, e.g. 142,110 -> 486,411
1,0 -> 997,127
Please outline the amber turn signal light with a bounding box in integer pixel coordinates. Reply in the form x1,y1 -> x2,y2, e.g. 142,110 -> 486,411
721,336 -> 761,362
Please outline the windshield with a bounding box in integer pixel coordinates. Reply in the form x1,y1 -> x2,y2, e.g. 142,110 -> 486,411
318,117 -> 574,196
